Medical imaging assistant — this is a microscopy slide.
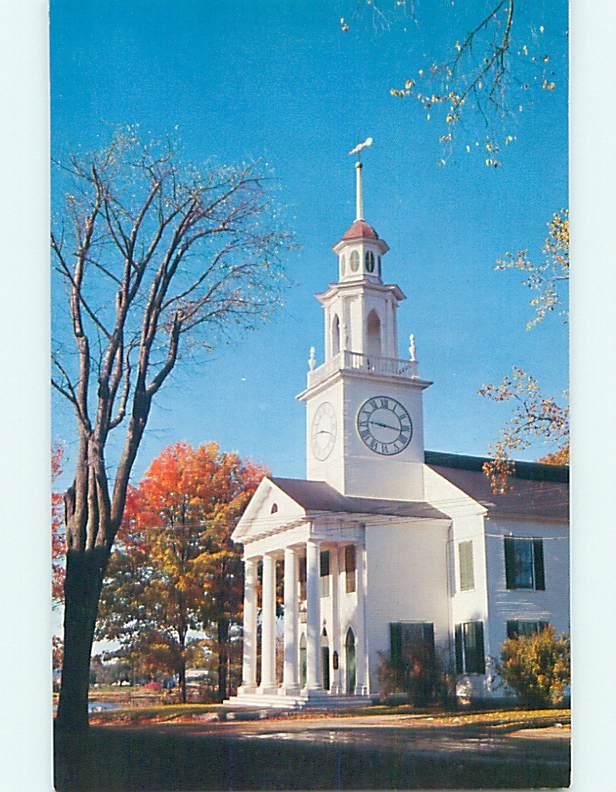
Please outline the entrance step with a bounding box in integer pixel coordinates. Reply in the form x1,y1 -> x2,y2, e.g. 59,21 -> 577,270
223,692 -> 373,710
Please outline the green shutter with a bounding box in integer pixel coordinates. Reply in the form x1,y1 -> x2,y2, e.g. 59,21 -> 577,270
504,537 -> 516,589
507,620 -> 519,639
533,539 -> 545,590
459,541 -> 474,591
465,622 -> 485,674
454,624 -> 463,673
390,623 -> 402,670
475,622 -> 485,673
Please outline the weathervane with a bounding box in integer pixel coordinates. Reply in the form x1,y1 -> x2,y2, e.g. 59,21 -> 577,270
348,137 -> 373,221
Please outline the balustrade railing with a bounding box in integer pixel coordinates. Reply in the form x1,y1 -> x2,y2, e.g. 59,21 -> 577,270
307,350 -> 419,388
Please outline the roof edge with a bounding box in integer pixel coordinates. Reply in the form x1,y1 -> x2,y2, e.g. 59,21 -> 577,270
425,450 -> 569,484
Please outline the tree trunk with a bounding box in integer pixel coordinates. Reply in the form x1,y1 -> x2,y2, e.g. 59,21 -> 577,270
217,617 -> 229,702
179,660 -> 187,704
56,546 -> 109,731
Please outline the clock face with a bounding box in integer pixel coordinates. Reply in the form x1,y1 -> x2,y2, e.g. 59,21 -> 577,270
357,396 -> 413,456
311,401 -> 337,461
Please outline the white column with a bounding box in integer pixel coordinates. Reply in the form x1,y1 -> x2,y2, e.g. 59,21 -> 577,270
355,543 -> 368,695
259,553 -> 276,692
239,556 -> 258,694
330,545 -> 342,695
281,547 -> 299,694
305,539 -> 322,691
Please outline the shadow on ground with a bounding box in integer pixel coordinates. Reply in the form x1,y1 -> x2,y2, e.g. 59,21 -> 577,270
54,720 -> 570,790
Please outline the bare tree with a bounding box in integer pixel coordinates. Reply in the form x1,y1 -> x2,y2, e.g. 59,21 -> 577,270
479,210 -> 569,491
52,129 -> 291,731
342,1 -> 563,164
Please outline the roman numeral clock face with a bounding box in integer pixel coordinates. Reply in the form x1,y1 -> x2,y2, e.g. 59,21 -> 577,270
311,401 -> 337,461
357,396 -> 413,456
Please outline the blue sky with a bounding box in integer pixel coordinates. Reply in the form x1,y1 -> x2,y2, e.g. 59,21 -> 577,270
51,0 -> 568,483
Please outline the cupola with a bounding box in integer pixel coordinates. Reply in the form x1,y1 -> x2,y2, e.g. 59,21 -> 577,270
333,161 -> 388,283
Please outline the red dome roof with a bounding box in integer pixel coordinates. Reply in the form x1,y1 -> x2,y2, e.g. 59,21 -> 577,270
341,219 -> 379,241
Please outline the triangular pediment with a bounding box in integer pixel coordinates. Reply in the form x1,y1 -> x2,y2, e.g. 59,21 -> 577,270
232,477 -> 308,543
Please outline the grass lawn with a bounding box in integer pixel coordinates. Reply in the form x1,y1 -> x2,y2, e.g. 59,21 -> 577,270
89,701 -> 571,730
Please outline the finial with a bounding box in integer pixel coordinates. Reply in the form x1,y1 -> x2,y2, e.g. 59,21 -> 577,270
409,334 -> 417,362
348,137 -> 373,221
308,346 -> 316,371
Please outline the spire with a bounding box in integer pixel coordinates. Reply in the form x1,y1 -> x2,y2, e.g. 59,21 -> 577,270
348,137 -> 373,222
355,161 -> 364,221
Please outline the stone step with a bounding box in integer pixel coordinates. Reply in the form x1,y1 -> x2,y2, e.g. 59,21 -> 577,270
223,692 -> 373,710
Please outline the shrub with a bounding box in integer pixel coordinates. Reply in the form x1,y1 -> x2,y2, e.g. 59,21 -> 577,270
499,625 -> 570,708
377,650 -> 456,707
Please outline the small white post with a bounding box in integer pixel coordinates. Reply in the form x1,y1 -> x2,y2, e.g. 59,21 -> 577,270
408,334 -> 419,378
308,346 -> 316,371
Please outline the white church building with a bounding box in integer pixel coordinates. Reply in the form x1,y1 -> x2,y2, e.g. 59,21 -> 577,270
227,159 -> 569,709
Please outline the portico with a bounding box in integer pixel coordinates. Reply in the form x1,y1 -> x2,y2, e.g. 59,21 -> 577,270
232,489 -> 371,707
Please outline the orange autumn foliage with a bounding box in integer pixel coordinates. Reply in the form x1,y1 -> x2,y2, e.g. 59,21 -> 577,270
97,441 -> 267,701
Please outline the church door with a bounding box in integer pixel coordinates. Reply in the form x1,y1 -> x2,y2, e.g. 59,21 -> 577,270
321,629 -> 330,691
345,628 -> 356,695
299,634 -> 307,689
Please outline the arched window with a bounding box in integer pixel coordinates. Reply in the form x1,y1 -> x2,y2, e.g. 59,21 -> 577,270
340,254 -> 346,277
350,250 -> 360,272
299,634 -> 307,689
332,314 -> 340,357
345,628 -> 356,695
377,256 -> 382,276
270,503 -> 278,514
321,628 -> 330,691
365,250 -> 375,273
366,310 -> 381,358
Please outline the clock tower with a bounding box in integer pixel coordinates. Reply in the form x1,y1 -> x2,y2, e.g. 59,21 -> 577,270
297,155 -> 432,501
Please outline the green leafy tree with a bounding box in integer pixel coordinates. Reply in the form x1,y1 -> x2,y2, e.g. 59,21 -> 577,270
499,625 -> 570,708
52,129 -> 290,730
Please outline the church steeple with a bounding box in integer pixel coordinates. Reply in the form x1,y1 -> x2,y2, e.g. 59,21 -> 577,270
297,144 -> 431,501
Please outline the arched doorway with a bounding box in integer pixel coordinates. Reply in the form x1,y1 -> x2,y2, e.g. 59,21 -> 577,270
366,310 -> 381,358
299,634 -> 307,689
321,629 -> 330,691
332,314 -> 340,357
345,628 -> 356,695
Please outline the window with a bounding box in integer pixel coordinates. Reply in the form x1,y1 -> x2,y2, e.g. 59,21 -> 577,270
506,620 -> 549,639
377,255 -> 381,275
455,621 -> 485,674
365,250 -> 375,272
350,250 -> 360,272
298,556 -> 307,601
332,314 -> 340,356
344,545 -> 356,593
320,550 -> 330,597
458,541 -> 474,591
504,537 -> 545,590
270,503 -> 278,514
